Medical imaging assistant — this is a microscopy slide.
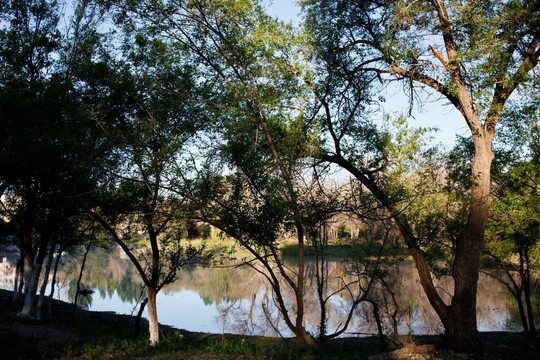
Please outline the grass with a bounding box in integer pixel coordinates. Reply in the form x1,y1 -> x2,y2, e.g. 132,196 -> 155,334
279,241 -> 357,257
1,288 -> 539,359
278,240 -> 410,259
58,331 -> 316,360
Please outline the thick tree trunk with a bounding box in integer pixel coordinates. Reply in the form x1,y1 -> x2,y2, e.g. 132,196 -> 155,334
445,275 -> 481,352
20,236 -> 49,317
442,140 -> 493,352
297,330 -> 321,352
445,233 -> 482,351
147,286 -> 159,345
20,255 -> 44,317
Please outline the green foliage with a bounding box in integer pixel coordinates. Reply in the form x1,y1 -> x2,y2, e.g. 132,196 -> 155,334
486,98 -> 539,259
487,159 -> 539,259
303,0 -> 539,115
0,0 -> 119,254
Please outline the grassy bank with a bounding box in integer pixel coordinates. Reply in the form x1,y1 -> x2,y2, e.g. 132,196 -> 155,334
0,289 -> 378,359
1,290 -> 539,359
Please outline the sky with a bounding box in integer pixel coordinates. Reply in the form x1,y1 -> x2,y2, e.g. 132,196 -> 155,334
265,0 -> 466,150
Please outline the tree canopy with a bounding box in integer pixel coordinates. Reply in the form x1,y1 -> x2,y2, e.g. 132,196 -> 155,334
0,0 -> 538,353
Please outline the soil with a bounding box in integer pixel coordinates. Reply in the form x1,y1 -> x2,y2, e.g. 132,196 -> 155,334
0,289 -> 538,360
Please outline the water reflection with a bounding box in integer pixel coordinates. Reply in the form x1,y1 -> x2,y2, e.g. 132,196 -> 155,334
0,247 -> 528,336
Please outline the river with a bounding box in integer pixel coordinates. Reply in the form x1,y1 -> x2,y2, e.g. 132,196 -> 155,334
0,245 -> 527,337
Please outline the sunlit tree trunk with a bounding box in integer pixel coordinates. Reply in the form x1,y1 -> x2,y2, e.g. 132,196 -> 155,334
147,286 -> 159,345
443,140 -> 493,351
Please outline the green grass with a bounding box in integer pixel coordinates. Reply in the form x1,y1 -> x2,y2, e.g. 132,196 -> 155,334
57,331 -> 316,360
279,242 -> 355,257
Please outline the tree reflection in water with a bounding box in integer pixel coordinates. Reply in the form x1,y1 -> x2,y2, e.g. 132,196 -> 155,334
15,247 -> 525,336
61,247 -> 146,310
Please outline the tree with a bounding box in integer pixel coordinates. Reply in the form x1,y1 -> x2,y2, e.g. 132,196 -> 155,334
105,0 -> 391,351
0,0 -> 112,317
84,26 -> 207,344
301,0 -> 539,352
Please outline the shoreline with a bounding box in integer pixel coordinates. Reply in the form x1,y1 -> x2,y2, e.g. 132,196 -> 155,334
1,289 -> 538,359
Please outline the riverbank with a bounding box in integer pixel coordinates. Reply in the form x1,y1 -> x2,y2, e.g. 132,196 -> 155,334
0,289 -> 537,359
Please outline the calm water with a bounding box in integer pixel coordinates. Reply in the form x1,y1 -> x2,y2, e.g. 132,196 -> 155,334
0,246 -> 525,337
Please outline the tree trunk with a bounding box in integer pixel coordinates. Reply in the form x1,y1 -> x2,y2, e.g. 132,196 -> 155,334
48,245 -> 63,317
17,260 -> 24,298
73,243 -> 91,321
444,279 -> 481,352
442,140 -> 493,352
20,236 -> 49,317
516,293 -> 530,337
147,286 -> 159,345
147,224 -> 161,345
135,297 -> 148,337
445,238 -> 482,351
12,257 -> 23,302
20,254 -> 44,317
315,252 -> 327,339
36,243 -> 55,319
297,330 -> 321,352
22,230 -> 34,294
368,299 -> 387,352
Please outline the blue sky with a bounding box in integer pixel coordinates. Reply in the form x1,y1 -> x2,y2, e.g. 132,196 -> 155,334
266,0 -> 302,25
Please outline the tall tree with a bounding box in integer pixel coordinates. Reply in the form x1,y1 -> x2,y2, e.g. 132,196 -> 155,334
301,0 -> 539,352
84,27 -> 206,344
108,0 -> 384,350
